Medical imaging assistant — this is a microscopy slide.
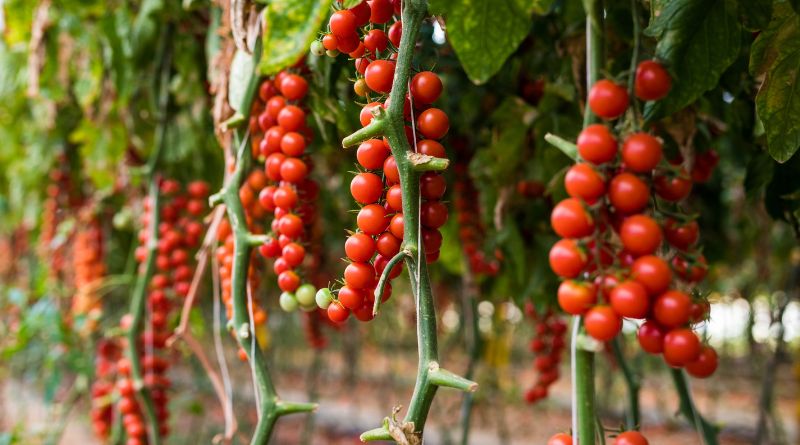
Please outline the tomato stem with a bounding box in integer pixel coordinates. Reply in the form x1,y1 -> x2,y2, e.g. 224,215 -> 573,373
669,368 -> 719,445
611,336 -> 641,429
372,249 -> 411,316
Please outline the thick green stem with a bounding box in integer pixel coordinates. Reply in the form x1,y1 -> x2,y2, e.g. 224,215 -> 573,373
611,337 -> 640,429
575,344 -> 595,444
458,263 -> 480,445
669,368 -> 719,445
582,0 -> 604,127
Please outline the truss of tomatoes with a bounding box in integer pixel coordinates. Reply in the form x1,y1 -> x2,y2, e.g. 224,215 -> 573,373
549,60 -> 718,379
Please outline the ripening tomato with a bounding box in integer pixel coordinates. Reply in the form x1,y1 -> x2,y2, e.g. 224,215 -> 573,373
610,280 -> 649,319
384,156 -> 400,184
557,280 -> 597,315
338,285 -> 366,310
277,105 -> 305,132
609,173 -> 649,214
350,172 -> 384,204
357,204 -> 389,235
653,290 -> 692,328
614,430 -> 649,445
672,254 -> 708,283
577,124 -> 617,164
654,168 -> 692,201
421,201 -> 448,228
637,320 -> 667,354
664,218 -> 699,250
565,163 -> 606,202
368,0 -> 393,23
278,270 -> 300,292
377,232 -> 402,257
280,132 -> 306,157
345,233 -> 376,262
321,34 -> 339,51
357,139 -> 390,170
547,433 -> 573,445
365,60 -> 396,93
417,108 -> 449,139
327,300 -> 350,323
344,262 -> 376,289
279,74 -> 308,101
663,328 -> 701,367
329,10 -> 357,38
421,172 -> 447,199
280,158 -> 308,182
417,139 -> 446,157
360,102 -> 383,127
622,133 -> 662,173
631,255 -> 672,296
620,214 -> 662,256
388,21 -> 402,47
685,345 -> 718,378
588,79 -> 629,119
549,239 -> 587,278
410,71 -> 443,105
550,198 -> 595,238
584,305 -> 622,341
635,60 -> 671,101
386,184 -> 403,211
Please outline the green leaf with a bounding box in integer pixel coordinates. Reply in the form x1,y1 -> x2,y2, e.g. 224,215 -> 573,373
544,133 -> 577,161
738,0 -> 773,31
432,0 -> 531,84
229,49 -> 254,113
643,0 -> 741,120
791,0 -> 800,14
751,3 -> 800,162
530,0 -> 556,14
259,0 -> 334,75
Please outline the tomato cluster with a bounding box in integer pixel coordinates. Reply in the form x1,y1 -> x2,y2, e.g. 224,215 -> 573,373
39,157 -> 79,280
90,339 -> 121,439
453,159 -> 501,276
550,60 -> 717,378
523,305 -> 566,404
311,1 -> 450,323
70,210 -> 106,332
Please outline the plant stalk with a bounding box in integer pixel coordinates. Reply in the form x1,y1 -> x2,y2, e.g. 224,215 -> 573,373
611,337 -> 640,429
669,368 -> 719,445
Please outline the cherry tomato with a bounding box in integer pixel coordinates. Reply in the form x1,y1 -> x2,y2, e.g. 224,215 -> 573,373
557,280 -> 597,315
357,139 -> 390,169
421,172 -> 447,200
588,79 -> 629,119
609,173 -> 650,214
360,102 -> 382,127
685,345 -> 718,378
614,430 -> 649,445
417,108 -> 449,139
357,204 -> 389,235
282,243 -> 305,267
365,60 -> 396,93
377,232 -> 402,257
364,29 -> 389,53
577,124 -> 617,164
635,60 -> 671,101
673,254 -> 708,283
410,71 -> 443,105
383,155 -> 400,184
350,1 -> 371,26
637,321 -> 667,354
418,139 -> 446,157
350,172 -> 384,204
329,10 -> 357,37
620,214 -> 662,256
258,80 -> 278,102
421,201 -> 449,228
610,280 -> 649,318
422,228 -> 442,253
389,213 -> 404,238
653,290 -> 692,328
547,433 -> 573,445
654,168 -> 692,201
549,239 -> 587,278
664,218 -> 699,250
565,163 -> 606,202
584,305 -> 622,341
321,34 -> 339,51
327,300 -> 350,323
622,133 -> 662,173
280,158 -> 308,183
663,328 -> 701,367
368,0 -> 394,23
277,105 -> 305,132
338,285 -> 366,310
279,74 -> 308,101
631,255 -> 672,296
278,214 -> 304,238
280,132 -> 306,157
386,184 -> 403,211
388,21 -> 402,47
345,233 -> 376,262
278,270 -> 300,292
265,96 -> 286,121
344,262 -> 376,289
550,198 -> 595,238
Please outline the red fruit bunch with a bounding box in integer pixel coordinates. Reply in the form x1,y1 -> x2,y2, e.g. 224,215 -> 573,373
90,339 -> 121,440
69,209 -> 107,332
453,159 -> 501,276
523,305 -> 567,404
39,156 -> 80,280
550,60 -> 717,379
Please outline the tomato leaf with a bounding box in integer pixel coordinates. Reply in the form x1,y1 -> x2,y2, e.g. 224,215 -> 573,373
431,0 -> 531,84
751,3 -> 800,162
738,0 -> 773,31
643,0 -> 741,120
259,0 -> 334,75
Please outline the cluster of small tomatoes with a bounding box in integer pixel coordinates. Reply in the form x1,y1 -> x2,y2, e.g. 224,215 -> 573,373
247,68 -> 322,314
70,209 -> 106,331
90,339 -> 121,439
453,157 -> 501,276
549,60 -> 717,379
309,1 -> 450,323
523,304 -> 566,404
548,430 -> 650,445
40,157 -> 79,280
106,179 -> 208,444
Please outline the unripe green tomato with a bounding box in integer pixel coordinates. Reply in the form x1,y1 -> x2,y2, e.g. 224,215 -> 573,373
325,49 -> 339,57
295,284 -> 316,307
315,288 -> 333,309
310,40 -> 324,56
279,292 -> 298,312
300,302 -> 318,312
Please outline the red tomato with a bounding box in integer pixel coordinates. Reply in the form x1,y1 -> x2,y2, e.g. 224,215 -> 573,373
421,201 -> 448,228
550,198 -> 595,238
620,214 -> 662,256
345,233 -> 376,262
637,321 -> 667,354
338,285 -> 366,310
631,255 -> 672,296
383,155 -> 400,184
280,132 -> 306,157
368,0 -> 393,23
549,239 -> 587,278
577,124 -> 618,164
422,228 -> 442,253
417,139 -> 446,157
417,108 -> 450,139
672,254 -> 708,283
547,433 -> 573,445
685,345 -> 718,378
614,430 -> 649,445
610,280 -> 649,319
329,10 -> 357,38
377,232 -> 402,257
278,270 -> 300,292
565,163 -> 606,202
344,262 -> 376,289
279,158 -> 308,183
327,301 -> 350,323
360,102 -> 382,127
364,29 -> 389,52
622,133 -> 662,173
410,71 -> 443,105
584,305 -> 622,341
350,172 -> 384,204
386,184 -> 403,211
663,328 -> 701,367
282,242 -> 305,267
389,213 -> 404,239
654,168 -> 692,201
653,290 -> 692,328
279,74 -> 308,101
278,214 -> 304,238
557,280 -> 597,315
357,139 -> 390,169
365,60 -> 396,93
277,105 -> 305,132
635,60 -> 671,101
664,218 -> 699,250
321,34 -> 338,51
357,204 -> 389,235
609,173 -> 650,214
588,79 -> 629,119
349,1 -> 371,26
388,21 -> 402,47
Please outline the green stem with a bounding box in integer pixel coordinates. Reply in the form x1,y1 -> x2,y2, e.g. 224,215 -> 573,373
575,345 -> 595,444
626,0 -> 642,128
372,249 -> 410,316
458,265 -> 480,445
669,368 -> 719,445
611,337 -> 640,429
582,0 -> 604,127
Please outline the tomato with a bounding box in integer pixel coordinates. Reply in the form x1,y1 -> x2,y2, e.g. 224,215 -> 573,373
673,254 -> 708,283
410,71 -> 443,105
344,262 -> 376,289
377,231 -> 402,257
609,173 -> 650,214
363,29 -> 389,54
631,255 -> 671,296
386,184 -> 403,211
384,155 -> 400,184
259,237 -> 281,259
564,163 -> 605,202
350,172 -> 384,204
329,10 -> 357,37
577,124 -> 617,164
685,345 -> 718,378
557,280 -> 597,315
550,198 -> 595,238
360,102 -> 382,127
421,201 -> 448,228
654,168 -> 692,201
417,139 -> 446,157
272,185 -> 297,210
637,321 -> 667,354
265,96 -> 286,121
357,204 -> 389,235
258,80 -> 278,102
280,158 -> 308,183
327,300 -> 350,323
279,74 -> 308,101
338,285 -> 366,310
388,21 -> 402,47
375,253 -> 403,278
588,79 -> 629,119
584,305 -> 622,341
620,214 -> 662,256
635,60 -> 671,101
281,243 -> 305,267
365,60 -> 396,93
417,108 -> 449,139
345,233 -> 376,262
610,280 -> 649,318
280,132 -> 306,157
664,218 -> 698,250
278,214 -> 304,238
368,0 -> 393,23
547,433 -> 572,445
353,303 -> 376,322
258,185 -> 277,212
388,213 -> 404,239
549,239 -> 587,278
349,42 -> 366,59
278,270 -> 300,292
614,430 -> 649,445
420,172 -> 447,200
354,139 -> 388,170
277,105 -> 306,132
663,328 -> 701,367
321,34 -> 339,51
653,290 -> 691,328
622,133 -> 662,173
